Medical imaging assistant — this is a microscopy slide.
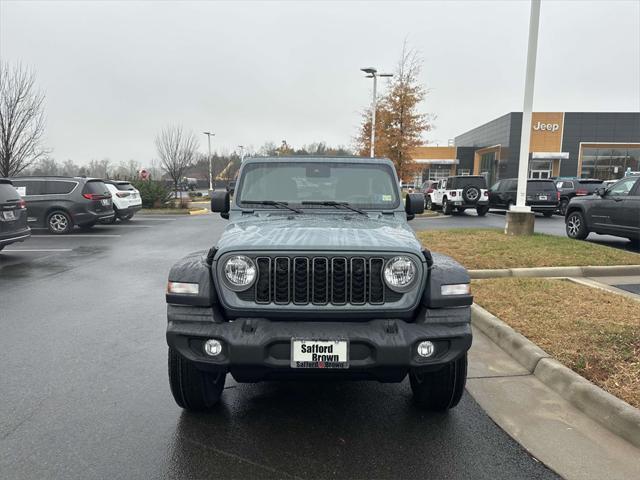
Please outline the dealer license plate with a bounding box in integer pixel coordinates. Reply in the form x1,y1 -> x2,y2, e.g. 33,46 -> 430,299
291,339 -> 349,369
538,195 -> 548,200
2,211 -> 16,221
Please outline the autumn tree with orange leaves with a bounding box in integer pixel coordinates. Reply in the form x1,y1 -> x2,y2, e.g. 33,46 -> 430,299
355,43 -> 433,182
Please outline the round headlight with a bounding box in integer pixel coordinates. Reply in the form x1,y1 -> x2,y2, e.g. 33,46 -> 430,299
223,255 -> 256,291
383,256 -> 418,292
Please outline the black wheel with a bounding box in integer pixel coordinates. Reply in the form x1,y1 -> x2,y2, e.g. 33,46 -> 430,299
543,211 -> 554,217
79,221 -> 96,230
46,210 -> 73,234
168,348 -> 226,411
559,198 -> 569,216
442,198 -> 453,215
410,354 -> 467,411
425,196 -> 433,211
102,208 -> 118,224
476,205 -> 489,216
566,211 -> 589,240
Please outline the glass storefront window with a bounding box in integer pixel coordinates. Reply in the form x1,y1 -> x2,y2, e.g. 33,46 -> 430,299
580,145 -> 640,180
480,152 -> 496,185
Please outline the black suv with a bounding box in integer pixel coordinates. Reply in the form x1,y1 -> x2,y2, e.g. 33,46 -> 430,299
565,175 -> 640,243
0,179 -> 31,251
488,178 -> 559,216
10,176 -> 114,234
555,178 -> 603,215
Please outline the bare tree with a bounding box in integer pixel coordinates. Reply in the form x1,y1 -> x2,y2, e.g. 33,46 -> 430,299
0,62 -> 48,177
155,125 -> 199,196
355,42 -> 433,182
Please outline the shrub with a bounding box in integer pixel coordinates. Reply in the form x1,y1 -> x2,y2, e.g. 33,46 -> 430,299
130,180 -> 172,208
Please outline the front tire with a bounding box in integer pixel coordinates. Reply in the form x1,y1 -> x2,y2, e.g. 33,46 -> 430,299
566,211 -> 589,240
425,196 -> 433,211
168,348 -> 226,411
410,354 -> 467,411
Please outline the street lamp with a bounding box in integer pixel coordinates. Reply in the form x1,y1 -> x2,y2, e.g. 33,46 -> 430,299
238,145 -> 245,162
361,67 -> 393,158
203,131 -> 215,192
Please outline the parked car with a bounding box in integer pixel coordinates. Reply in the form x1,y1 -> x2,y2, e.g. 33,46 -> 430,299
565,175 -> 640,243
0,179 -> 31,251
418,180 -> 437,206
488,178 -> 559,216
166,157 -> 472,412
102,180 -> 142,223
10,176 -> 114,234
555,178 -> 603,215
426,175 -> 489,215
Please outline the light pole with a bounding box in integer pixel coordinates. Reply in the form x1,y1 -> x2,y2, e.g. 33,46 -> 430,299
506,0 -> 541,235
203,131 -> 215,192
361,67 -> 393,158
238,145 -> 245,162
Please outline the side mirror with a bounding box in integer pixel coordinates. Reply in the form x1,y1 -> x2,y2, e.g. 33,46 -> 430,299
211,190 -> 230,218
405,193 -> 425,219
595,187 -> 606,197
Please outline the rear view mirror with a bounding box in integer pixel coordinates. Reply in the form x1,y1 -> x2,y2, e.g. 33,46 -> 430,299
405,193 -> 425,219
595,187 -> 606,197
211,190 -> 230,218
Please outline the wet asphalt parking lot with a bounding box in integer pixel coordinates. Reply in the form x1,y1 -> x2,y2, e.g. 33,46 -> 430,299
2,212 -> 609,479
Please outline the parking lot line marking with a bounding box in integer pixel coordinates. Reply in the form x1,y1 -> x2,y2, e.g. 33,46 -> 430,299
106,225 -> 152,228
3,248 -> 73,252
34,234 -> 122,238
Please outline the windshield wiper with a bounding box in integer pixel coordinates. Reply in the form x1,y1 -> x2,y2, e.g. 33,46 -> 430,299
301,201 -> 367,215
242,200 -> 303,214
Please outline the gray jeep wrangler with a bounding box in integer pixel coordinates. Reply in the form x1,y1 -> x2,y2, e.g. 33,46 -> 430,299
166,157 -> 472,411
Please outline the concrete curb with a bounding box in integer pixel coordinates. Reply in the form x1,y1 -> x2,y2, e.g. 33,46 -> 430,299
565,277 -> 640,303
470,264 -> 640,279
471,304 -> 550,372
471,303 -> 640,449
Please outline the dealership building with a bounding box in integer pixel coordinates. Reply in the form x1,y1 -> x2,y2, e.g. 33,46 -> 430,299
411,112 -> 640,185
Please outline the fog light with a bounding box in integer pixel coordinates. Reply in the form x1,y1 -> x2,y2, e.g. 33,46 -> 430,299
417,341 -> 435,358
204,339 -> 222,357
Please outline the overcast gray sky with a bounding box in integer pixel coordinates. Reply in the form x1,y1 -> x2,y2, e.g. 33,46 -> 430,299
1,0 -> 639,167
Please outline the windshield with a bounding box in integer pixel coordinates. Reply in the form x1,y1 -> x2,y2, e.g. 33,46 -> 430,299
237,162 -> 400,209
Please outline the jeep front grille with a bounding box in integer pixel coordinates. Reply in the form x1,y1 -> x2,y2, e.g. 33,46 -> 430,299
239,255 -> 401,306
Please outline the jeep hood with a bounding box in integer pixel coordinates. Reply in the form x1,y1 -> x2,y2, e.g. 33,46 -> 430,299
215,214 -> 423,255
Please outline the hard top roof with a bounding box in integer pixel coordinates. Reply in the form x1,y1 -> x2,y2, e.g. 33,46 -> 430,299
242,156 -> 394,166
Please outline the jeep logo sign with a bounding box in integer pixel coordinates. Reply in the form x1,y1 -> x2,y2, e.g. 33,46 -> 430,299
533,121 -> 559,132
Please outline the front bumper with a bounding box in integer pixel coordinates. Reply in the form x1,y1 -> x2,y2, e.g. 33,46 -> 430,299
167,311 -> 472,383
